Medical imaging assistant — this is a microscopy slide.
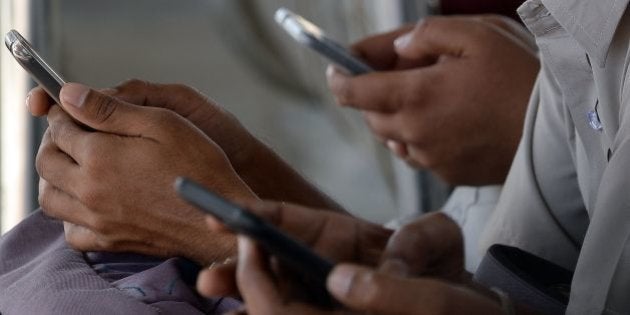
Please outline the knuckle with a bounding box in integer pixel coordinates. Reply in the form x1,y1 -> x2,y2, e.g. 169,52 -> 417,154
169,83 -> 211,104
89,218 -> 113,236
96,238 -> 116,250
77,184 -> 104,209
86,91 -> 118,124
117,78 -> 150,90
332,78 -> 355,106
81,136 -> 110,170
416,16 -> 441,34
64,234 -> 87,251
38,182 -> 54,212
35,150 -> 48,177
151,107 -> 181,129
170,83 -> 198,95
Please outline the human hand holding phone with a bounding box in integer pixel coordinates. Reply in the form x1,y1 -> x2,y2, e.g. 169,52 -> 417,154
192,198 -> 502,315
176,181 -> 393,306
275,8 -> 373,75
326,16 -> 539,185
5,30 -> 65,103
177,178 -> 393,308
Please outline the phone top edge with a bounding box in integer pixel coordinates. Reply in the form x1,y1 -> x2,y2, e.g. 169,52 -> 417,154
274,7 -> 325,44
6,30 -> 66,86
5,29 -> 20,51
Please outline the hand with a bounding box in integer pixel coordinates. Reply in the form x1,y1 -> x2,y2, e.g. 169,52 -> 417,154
327,16 -> 540,185
196,200 -> 393,298
194,204 -> 509,314
228,237 -> 503,315
196,201 -> 468,301
29,80 -> 345,212
37,83 -> 257,265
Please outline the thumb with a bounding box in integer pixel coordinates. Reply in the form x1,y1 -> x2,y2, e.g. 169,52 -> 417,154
327,264 -> 427,314
394,17 -> 476,60
60,82 -> 151,136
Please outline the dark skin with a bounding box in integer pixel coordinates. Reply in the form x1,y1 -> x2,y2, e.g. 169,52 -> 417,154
196,201 -> 539,315
193,15 -> 542,314
27,13 -> 542,313
327,15 -> 540,185
29,81 -> 345,265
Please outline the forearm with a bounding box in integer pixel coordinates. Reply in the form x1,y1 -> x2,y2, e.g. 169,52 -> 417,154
235,138 -> 347,214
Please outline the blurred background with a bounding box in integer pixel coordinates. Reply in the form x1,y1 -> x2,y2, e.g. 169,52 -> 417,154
0,0 -> 452,233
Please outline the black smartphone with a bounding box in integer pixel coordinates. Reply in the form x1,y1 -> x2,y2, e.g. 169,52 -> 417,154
175,177 -> 338,308
275,8 -> 373,75
4,29 -> 66,104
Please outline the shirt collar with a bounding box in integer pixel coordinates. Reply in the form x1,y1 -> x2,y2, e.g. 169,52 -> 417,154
518,0 -> 630,66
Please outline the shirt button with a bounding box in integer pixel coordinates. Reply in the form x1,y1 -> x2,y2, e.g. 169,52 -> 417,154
587,109 -> 603,131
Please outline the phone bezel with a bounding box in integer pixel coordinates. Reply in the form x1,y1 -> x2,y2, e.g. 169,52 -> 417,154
5,30 -> 66,103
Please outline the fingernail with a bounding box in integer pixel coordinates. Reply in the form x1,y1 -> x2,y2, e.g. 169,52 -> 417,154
327,265 -> 358,297
386,139 -> 398,151
237,236 -> 252,259
394,33 -> 413,49
326,65 -> 336,78
61,83 -> 90,108
25,91 -> 32,109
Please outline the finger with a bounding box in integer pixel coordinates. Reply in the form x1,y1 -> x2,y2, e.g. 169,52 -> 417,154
327,68 -> 413,112
350,24 -> 415,70
46,105 -> 93,164
394,16 -> 485,59
36,129 -> 82,199
238,200 -> 333,248
27,87 -> 56,117
111,79 -> 211,117
38,179 -> 93,227
236,236 -> 283,314
59,82 -> 166,137
382,213 -> 464,279
327,264 -> 447,314
63,221 -> 106,252
385,140 -> 409,159
197,261 -> 239,298
362,111 -> 404,142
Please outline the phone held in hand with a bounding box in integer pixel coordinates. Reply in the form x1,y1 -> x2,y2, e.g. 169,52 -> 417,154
275,7 -> 373,76
175,177 -> 339,309
5,29 -> 66,104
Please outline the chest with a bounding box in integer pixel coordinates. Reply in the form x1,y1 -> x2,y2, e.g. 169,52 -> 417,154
536,30 -> 630,214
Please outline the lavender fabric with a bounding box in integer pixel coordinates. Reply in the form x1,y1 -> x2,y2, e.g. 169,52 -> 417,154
0,210 -> 241,314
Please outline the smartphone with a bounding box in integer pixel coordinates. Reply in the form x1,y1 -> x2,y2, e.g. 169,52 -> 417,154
5,29 -> 66,104
175,177 -> 338,308
275,8 -> 373,75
